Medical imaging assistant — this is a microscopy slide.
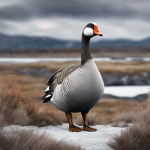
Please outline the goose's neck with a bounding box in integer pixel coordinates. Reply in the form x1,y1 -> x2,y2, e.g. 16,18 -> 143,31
81,34 -> 92,65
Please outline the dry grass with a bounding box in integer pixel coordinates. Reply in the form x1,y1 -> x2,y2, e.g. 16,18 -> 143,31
0,75 -> 139,128
0,128 -> 85,150
0,76 -> 62,128
108,93 -> 150,150
0,76 -> 86,150
74,113 -> 99,126
112,96 -> 150,124
1,75 -> 113,128
73,112 -> 112,126
96,61 -> 150,75
108,123 -> 150,150
1,59 -> 149,149
0,60 -> 145,122
1,47 -> 149,58
0,60 -> 149,117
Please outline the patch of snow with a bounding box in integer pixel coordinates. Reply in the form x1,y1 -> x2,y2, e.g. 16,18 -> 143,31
2,123 -> 127,150
1,57 -> 150,64
104,86 -> 150,97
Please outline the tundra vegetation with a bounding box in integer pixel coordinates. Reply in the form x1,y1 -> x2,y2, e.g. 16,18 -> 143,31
0,59 -> 149,150
108,92 -> 150,150
0,76 -> 149,150
0,76 -> 86,150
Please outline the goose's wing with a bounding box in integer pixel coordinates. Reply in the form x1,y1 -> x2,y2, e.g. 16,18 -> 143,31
42,64 -> 80,103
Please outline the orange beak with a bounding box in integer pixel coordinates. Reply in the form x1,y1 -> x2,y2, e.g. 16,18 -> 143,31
93,25 -> 103,36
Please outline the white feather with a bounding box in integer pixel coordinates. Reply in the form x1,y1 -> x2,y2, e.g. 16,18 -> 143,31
83,27 -> 94,36
45,86 -> 49,92
45,94 -> 51,98
50,97 -> 53,102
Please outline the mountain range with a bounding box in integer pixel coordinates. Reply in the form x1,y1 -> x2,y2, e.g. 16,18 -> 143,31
0,33 -> 150,49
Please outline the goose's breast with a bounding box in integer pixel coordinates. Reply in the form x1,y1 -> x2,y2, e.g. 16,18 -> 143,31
52,60 -> 104,112
69,61 -> 104,101
60,60 -> 104,103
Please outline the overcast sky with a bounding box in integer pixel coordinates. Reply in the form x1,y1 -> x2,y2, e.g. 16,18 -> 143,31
0,0 -> 150,41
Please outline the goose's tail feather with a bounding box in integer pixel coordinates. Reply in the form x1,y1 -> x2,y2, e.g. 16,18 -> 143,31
41,93 -> 52,103
41,86 -> 52,103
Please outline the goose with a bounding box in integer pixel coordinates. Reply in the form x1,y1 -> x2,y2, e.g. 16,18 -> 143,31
42,22 -> 104,132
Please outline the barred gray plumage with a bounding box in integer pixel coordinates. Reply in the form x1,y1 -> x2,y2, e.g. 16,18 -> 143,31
42,64 -> 80,103
42,59 -> 104,114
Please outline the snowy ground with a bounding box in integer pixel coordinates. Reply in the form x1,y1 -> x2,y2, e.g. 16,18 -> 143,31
2,123 -> 127,150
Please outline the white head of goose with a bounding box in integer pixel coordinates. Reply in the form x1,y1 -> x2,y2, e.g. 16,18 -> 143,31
42,22 -> 104,132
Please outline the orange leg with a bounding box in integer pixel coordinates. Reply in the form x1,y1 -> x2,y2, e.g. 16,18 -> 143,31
65,113 -> 82,132
81,113 -> 97,132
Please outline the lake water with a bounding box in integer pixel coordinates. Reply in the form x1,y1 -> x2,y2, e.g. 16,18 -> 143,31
0,57 -> 150,64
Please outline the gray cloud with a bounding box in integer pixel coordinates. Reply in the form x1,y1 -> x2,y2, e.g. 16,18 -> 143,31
0,0 -> 150,21
1,17 -> 150,41
0,0 -> 150,40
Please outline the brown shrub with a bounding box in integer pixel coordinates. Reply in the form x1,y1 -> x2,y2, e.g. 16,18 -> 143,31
0,76 -> 62,127
10,108 -> 31,126
32,109 -> 61,126
0,113 -> 6,127
112,98 -> 150,124
108,121 -> 150,150
61,114 -> 69,123
0,128 -> 85,150
112,111 -> 135,123
108,94 -> 150,150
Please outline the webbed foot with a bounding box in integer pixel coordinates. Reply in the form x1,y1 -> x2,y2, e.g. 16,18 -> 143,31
83,126 -> 97,132
69,125 -> 82,132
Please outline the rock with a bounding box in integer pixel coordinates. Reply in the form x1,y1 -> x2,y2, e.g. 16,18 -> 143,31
16,68 -> 55,78
111,122 -> 118,127
116,121 -> 128,128
133,94 -> 149,101
111,121 -> 129,128
17,68 -> 150,86
38,121 -> 47,127
105,109 -> 114,113
101,72 -> 150,86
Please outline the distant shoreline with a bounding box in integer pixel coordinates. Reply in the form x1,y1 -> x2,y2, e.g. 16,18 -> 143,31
0,57 -> 150,64
0,47 -> 150,58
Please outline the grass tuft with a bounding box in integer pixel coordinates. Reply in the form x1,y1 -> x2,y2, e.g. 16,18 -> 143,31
0,128 -> 85,150
0,76 -> 62,128
108,93 -> 150,150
